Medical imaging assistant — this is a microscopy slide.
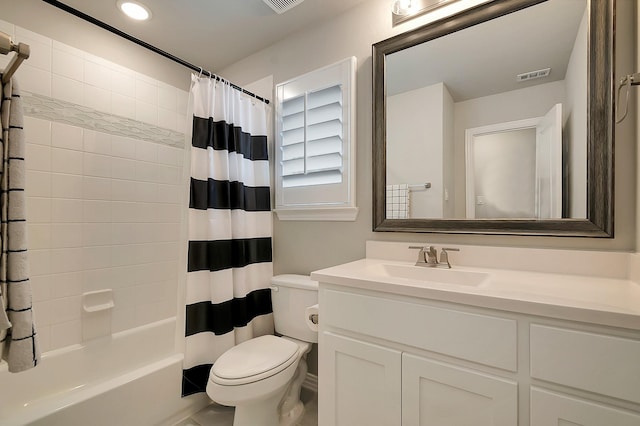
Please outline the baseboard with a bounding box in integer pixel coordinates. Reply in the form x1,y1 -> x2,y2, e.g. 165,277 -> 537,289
303,373 -> 318,393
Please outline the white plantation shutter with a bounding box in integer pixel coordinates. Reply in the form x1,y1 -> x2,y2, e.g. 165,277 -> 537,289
281,85 -> 343,188
275,57 -> 358,221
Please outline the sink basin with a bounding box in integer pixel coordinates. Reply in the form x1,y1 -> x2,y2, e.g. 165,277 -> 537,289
372,263 -> 489,286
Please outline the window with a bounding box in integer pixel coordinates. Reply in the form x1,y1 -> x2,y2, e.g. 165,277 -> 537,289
275,57 -> 358,221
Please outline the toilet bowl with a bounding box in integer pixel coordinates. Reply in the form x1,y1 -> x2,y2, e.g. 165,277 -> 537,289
206,275 -> 318,426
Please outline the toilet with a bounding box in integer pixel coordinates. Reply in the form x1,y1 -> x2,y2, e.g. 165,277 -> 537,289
206,274 -> 318,426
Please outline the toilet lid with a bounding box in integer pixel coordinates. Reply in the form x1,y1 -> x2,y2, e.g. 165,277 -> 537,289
211,335 -> 298,381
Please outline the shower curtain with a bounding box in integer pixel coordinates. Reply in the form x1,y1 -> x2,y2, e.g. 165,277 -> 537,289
182,75 -> 274,396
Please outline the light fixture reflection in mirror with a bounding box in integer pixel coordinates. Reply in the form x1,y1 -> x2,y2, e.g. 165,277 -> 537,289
373,0 -> 614,237
391,0 -> 461,26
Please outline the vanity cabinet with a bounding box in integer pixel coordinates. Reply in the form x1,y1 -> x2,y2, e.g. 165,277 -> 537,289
318,285 -> 640,426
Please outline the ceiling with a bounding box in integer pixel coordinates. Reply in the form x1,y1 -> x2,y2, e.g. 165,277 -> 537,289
386,0 -> 587,101
45,0 -> 369,72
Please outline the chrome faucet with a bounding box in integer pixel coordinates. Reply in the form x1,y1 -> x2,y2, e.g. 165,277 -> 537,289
409,245 -> 460,268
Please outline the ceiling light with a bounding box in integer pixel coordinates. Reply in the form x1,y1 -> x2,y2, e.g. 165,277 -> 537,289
117,0 -> 151,21
392,0 -> 415,16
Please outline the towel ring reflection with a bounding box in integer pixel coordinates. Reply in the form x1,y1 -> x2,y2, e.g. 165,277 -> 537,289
616,72 -> 640,124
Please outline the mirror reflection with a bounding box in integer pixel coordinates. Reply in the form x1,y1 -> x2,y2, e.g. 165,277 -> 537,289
385,0 -> 587,220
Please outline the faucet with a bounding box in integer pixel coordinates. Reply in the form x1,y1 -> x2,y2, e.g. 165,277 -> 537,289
409,245 -> 460,268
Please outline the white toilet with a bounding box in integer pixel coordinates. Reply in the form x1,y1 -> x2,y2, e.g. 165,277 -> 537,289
206,274 -> 318,426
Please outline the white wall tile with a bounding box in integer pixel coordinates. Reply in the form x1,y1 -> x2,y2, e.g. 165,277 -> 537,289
83,176 -> 112,200
135,100 -> 158,126
83,130 -> 112,155
50,248 -> 83,274
83,200 -> 111,222
158,108 -> 177,131
0,20 -> 15,37
112,179 -> 138,202
51,223 -> 83,248
50,272 -> 83,298
27,197 -> 52,223
28,223 -> 52,250
16,65 -> 52,97
29,249 -> 51,276
84,60 -> 112,91
50,320 -> 82,350
82,268 -> 114,292
52,122 -> 83,150
111,202 -> 138,223
111,93 -> 136,119
51,173 -> 83,199
176,114 -> 188,134
31,275 -> 52,302
156,184 -> 181,204
157,165 -> 181,185
158,84 -> 177,111
82,246 -> 112,270
52,74 -> 83,105
83,153 -> 111,178
51,40 -> 85,57
136,182 -> 158,203
83,84 -> 111,113
135,140 -> 158,163
48,295 -> 82,324
26,143 -> 51,172
52,48 -> 84,81
135,78 -> 158,104
155,203 -> 181,223
16,37 -> 51,72
26,170 -> 52,197
24,117 -> 52,146
157,145 -> 184,167
51,148 -> 83,175
112,70 -> 136,97
111,157 -> 137,180
136,161 -> 158,182
83,223 -> 112,246
36,325 -> 52,353
177,90 -> 189,113
112,223 -> 138,245
111,136 -> 136,159
52,199 -> 83,223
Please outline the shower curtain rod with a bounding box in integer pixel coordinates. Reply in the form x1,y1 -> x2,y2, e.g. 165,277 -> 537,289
40,0 -> 270,105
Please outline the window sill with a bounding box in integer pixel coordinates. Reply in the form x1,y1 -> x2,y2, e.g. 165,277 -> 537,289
274,206 -> 359,221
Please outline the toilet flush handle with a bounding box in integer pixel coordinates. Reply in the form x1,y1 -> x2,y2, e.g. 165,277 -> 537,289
270,285 -> 279,292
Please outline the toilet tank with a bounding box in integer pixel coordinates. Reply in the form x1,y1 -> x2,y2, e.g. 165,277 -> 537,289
271,274 -> 318,343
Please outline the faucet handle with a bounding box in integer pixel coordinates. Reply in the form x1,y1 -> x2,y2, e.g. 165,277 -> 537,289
409,245 -> 437,264
439,247 -> 460,268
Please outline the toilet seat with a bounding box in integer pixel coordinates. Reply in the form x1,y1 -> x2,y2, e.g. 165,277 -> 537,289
210,335 -> 299,386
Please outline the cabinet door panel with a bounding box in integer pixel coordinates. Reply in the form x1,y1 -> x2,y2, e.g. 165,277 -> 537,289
320,332 -> 402,426
531,387 -> 640,426
402,353 -> 518,426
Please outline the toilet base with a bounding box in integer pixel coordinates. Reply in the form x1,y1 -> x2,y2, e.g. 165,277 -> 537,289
233,389 -> 287,426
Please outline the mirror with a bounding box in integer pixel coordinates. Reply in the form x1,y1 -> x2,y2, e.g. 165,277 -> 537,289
373,0 -> 614,236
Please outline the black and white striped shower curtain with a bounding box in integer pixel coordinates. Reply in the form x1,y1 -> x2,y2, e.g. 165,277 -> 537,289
182,76 -> 274,396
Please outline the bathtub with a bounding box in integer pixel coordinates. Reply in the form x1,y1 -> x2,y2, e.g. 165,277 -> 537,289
0,318 -> 209,426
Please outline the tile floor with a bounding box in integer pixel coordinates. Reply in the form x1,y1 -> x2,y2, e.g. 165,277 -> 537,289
176,387 -> 318,426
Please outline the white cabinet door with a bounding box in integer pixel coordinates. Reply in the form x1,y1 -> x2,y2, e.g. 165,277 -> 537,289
402,353 -> 518,426
531,387 -> 640,426
320,332 -> 402,426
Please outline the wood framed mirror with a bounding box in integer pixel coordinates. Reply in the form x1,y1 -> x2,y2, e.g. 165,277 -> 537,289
372,0 -> 614,236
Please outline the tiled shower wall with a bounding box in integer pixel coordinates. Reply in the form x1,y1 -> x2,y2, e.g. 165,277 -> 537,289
1,20 -> 190,353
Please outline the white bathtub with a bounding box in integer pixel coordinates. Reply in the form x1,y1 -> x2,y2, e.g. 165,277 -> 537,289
0,318 -> 209,426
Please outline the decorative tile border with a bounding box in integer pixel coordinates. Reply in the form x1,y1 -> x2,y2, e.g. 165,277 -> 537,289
22,92 -> 186,148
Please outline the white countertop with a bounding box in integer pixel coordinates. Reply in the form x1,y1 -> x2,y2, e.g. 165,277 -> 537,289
311,258 -> 640,330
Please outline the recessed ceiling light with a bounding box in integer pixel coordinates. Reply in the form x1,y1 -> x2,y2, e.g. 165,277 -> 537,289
117,0 -> 151,21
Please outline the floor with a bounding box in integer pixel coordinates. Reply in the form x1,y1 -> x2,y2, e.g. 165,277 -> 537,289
175,387 -> 318,426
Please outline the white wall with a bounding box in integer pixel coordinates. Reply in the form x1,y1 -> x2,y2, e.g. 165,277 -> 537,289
220,0 -> 637,275
387,83 -> 445,218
